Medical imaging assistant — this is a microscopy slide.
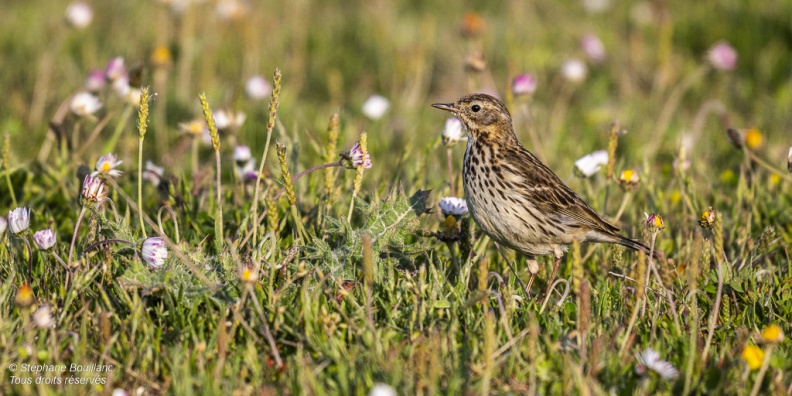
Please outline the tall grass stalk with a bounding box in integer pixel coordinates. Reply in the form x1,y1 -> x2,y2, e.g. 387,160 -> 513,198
199,92 -> 223,251
136,87 -> 151,239
251,69 -> 282,253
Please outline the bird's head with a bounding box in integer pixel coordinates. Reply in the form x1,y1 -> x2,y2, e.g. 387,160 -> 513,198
432,93 -> 514,143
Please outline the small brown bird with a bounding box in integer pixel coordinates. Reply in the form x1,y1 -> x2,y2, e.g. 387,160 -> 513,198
432,93 -> 656,297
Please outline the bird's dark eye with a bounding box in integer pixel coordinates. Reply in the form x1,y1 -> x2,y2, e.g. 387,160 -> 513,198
471,104 -> 481,112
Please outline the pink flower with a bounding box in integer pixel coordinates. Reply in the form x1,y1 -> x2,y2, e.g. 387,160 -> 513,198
707,41 -> 737,71
581,34 -> 606,63
341,142 -> 372,170
85,69 -> 105,92
33,229 -> 57,251
141,237 -> 168,269
512,73 -> 537,96
105,57 -> 126,81
245,75 -> 272,100
81,175 -> 107,203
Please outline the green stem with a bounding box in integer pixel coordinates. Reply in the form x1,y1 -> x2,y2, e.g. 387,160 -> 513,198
138,137 -> 147,239
67,206 -> 88,265
215,149 -> 224,250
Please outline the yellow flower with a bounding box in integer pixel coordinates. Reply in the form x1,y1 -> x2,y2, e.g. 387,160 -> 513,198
669,191 -> 681,206
744,128 -> 762,149
698,207 -> 716,230
741,345 -> 764,370
769,174 -> 780,187
15,284 -> 33,308
150,45 -> 172,68
720,170 -> 736,184
760,324 -> 784,344
645,213 -> 665,233
618,169 -> 640,191
179,119 -> 207,136
239,266 -> 259,284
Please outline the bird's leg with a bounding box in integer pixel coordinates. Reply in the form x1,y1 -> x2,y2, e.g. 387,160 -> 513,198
542,249 -> 564,301
494,242 -> 531,299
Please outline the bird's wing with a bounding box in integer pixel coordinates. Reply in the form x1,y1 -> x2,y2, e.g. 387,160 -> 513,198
501,145 -> 621,234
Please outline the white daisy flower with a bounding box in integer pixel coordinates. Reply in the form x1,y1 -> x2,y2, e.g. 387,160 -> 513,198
65,1 -> 93,29
561,59 -> 588,83
141,237 -> 168,269
92,153 -> 123,178
245,75 -> 272,100
635,348 -> 678,381
8,207 -> 31,235
214,109 -> 246,130
442,117 -> 466,147
369,383 -> 397,396
362,95 -> 390,120
573,150 -> 608,177
70,92 -> 102,117
33,305 -> 56,329
438,197 -> 468,217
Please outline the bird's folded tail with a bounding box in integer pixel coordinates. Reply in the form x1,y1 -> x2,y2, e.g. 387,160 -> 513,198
615,235 -> 666,262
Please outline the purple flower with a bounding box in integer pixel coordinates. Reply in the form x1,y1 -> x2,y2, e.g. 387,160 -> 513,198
341,142 -> 372,170
581,34 -> 606,63
33,229 -> 57,251
141,237 -> 168,269
105,57 -> 126,81
512,73 -> 537,96
8,207 -> 30,235
707,41 -> 737,71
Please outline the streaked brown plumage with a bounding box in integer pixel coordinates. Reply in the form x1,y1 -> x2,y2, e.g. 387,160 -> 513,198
432,93 -> 656,296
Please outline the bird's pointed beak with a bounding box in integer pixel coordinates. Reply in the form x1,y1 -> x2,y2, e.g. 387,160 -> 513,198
431,102 -> 458,114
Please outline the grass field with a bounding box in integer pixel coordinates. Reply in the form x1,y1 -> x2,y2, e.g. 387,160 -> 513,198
1,0 -> 791,394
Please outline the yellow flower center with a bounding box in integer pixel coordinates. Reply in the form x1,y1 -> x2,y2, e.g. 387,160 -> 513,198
622,170 -> 634,182
102,163 -> 111,173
